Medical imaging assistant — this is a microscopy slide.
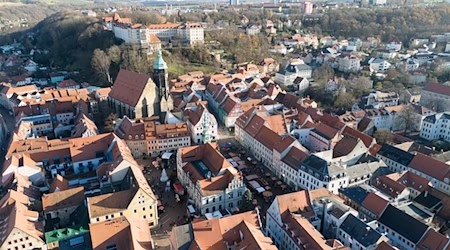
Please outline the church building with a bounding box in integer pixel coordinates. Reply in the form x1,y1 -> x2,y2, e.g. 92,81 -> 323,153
108,50 -> 173,119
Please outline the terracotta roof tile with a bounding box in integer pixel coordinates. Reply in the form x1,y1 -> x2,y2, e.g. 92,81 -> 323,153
416,228 -> 450,250
423,82 -> 450,96
408,153 -> 450,182
42,186 -> 85,212
361,192 -> 389,218
109,69 -> 151,107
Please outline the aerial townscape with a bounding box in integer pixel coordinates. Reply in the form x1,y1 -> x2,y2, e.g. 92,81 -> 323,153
0,0 -> 450,249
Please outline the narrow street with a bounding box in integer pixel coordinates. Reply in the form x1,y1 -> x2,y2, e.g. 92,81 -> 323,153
0,107 -> 15,165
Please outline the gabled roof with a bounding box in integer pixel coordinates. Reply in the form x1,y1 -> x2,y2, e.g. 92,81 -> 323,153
109,69 -> 151,107
312,123 -> 339,140
416,228 -> 450,250
282,147 -> 309,171
342,126 -> 374,148
89,215 -> 153,250
423,82 -> 450,96
408,153 -> 450,182
339,214 -> 383,247
42,186 -> 85,212
377,144 -> 414,166
49,174 -> 69,193
361,192 -> 389,218
378,205 -> 428,244
191,211 -> 276,250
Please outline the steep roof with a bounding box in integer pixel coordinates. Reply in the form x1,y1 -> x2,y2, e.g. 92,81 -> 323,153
416,229 -> 450,250
361,192 -> 389,218
42,186 -> 85,212
408,153 -> 450,182
88,188 -> 137,218
0,190 -> 44,247
339,214 -> 383,247
378,205 -> 428,244
191,211 -> 276,250
109,69 -> 151,107
89,216 -> 153,250
423,82 -> 450,96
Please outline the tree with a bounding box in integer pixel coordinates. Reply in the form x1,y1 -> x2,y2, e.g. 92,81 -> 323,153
313,65 -> 334,86
121,48 -> 149,74
334,92 -> 355,110
107,45 -> 122,64
373,129 -> 392,145
103,113 -> 118,133
239,190 -> 254,212
92,49 -> 112,84
394,105 -> 419,133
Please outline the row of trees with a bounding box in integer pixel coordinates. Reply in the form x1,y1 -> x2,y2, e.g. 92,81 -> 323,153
306,5 -> 450,44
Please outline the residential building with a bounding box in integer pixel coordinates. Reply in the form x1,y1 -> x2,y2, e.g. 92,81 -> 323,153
275,60 -> 313,87
115,116 -> 191,158
57,79 -> 80,90
89,215 -> 154,250
16,114 -> 53,137
177,143 -> 246,215
186,103 -> 218,144
265,189 -> 345,250
420,82 -> 450,112
171,210 -> 276,249
337,214 -> 387,250
368,58 -> 391,73
420,112 -> 450,142
376,205 -> 428,250
87,165 -> 158,227
42,186 -> 85,228
360,91 -> 399,109
0,190 -> 46,250
337,55 -> 361,73
245,24 -> 261,35
376,145 -> 450,195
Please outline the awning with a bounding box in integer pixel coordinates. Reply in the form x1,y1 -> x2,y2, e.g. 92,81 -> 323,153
245,174 -> 259,181
162,152 -> 173,160
188,205 -> 196,214
256,187 -> 265,193
248,180 -> 261,190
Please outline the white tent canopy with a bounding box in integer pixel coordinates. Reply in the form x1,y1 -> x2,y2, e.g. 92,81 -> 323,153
161,152 -> 173,160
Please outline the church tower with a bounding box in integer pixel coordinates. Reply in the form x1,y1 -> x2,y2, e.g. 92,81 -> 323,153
153,50 -> 173,114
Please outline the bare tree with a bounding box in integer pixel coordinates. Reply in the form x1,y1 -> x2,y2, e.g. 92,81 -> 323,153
107,45 -> 122,64
394,105 -> 419,133
92,49 -> 112,84
373,129 -> 392,145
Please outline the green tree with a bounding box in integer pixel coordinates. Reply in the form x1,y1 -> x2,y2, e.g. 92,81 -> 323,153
103,113 -> 118,133
239,190 -> 254,212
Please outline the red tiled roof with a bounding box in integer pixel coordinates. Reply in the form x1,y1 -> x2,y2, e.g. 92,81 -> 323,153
361,192 -> 389,218
342,126 -> 374,148
408,153 -> 450,182
423,82 -> 450,96
416,229 -> 450,250
109,69 -> 150,107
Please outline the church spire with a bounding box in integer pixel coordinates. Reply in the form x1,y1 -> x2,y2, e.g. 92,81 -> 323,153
153,50 -> 168,70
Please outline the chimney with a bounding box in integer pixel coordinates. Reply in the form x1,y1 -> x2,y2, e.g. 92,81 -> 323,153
424,191 -> 428,198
